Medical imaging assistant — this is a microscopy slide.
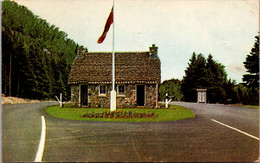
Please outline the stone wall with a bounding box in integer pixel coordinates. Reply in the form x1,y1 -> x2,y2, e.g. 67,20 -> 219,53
88,84 -> 137,108
71,84 -> 158,108
88,85 -> 110,108
145,84 -> 157,107
71,85 -> 79,106
116,85 -> 136,107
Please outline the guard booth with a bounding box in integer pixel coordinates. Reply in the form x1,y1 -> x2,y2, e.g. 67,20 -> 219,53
197,89 -> 207,103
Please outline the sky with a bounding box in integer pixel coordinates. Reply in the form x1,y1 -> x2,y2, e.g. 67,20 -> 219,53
13,0 -> 259,83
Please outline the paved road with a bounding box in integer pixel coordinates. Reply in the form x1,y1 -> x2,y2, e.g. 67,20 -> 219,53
2,102 -> 259,162
2,102 -> 58,162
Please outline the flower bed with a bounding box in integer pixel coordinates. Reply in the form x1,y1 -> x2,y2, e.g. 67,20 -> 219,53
45,106 -> 195,122
81,110 -> 157,118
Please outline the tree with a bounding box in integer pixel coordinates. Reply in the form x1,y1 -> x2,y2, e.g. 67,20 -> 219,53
223,79 -> 239,104
206,54 -> 227,103
182,53 -> 228,103
159,79 -> 183,101
242,35 -> 259,105
2,0 -> 86,100
182,53 -> 208,102
234,84 -> 251,105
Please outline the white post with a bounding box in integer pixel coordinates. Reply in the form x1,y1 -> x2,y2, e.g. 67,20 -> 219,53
55,96 -> 60,103
79,85 -> 81,107
110,0 -> 116,112
197,91 -> 200,103
165,93 -> 168,108
60,93 -> 62,108
156,84 -> 158,107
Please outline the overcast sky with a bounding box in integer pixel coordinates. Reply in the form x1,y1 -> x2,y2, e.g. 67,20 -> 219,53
13,0 -> 259,83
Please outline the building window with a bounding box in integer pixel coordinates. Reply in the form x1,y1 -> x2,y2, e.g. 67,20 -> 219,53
99,85 -> 107,95
117,85 -> 125,94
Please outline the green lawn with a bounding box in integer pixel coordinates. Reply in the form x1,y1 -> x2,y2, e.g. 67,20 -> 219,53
243,105 -> 259,109
45,105 -> 195,122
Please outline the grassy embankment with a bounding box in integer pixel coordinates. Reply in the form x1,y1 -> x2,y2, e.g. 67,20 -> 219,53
45,105 -> 195,122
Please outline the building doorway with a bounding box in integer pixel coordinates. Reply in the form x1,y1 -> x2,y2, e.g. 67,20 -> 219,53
81,85 -> 88,106
136,85 -> 145,106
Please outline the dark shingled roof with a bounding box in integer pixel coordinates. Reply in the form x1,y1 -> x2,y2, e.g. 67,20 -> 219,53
68,52 -> 161,84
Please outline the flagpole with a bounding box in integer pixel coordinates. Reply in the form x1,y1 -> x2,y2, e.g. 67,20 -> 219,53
110,0 -> 116,112
112,0 -> 115,91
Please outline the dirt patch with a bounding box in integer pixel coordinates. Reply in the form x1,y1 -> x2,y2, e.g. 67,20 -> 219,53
2,96 -> 41,104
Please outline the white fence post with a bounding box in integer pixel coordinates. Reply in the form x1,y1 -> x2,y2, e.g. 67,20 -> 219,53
60,93 -> 62,108
165,93 -> 172,108
165,93 -> 168,108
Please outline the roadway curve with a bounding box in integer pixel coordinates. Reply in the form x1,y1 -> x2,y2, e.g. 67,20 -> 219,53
2,102 -> 259,162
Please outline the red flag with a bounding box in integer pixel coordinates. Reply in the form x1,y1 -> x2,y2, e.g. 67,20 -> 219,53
97,6 -> 113,44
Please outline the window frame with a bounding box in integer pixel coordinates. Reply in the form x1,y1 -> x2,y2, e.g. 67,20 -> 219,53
117,85 -> 126,95
99,85 -> 107,95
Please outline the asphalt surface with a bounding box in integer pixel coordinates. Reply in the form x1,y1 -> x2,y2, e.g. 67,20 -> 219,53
2,102 -> 58,162
2,102 -> 259,162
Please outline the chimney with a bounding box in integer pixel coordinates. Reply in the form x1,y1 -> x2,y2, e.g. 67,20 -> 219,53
149,44 -> 158,58
77,47 -> 88,58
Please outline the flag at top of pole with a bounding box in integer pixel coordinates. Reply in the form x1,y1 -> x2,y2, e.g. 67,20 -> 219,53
97,1 -> 116,112
97,6 -> 113,44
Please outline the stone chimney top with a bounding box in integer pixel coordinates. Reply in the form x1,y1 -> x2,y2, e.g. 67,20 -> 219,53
149,44 -> 158,58
77,47 -> 88,58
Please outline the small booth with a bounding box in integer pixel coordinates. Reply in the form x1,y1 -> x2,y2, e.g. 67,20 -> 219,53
197,89 -> 207,103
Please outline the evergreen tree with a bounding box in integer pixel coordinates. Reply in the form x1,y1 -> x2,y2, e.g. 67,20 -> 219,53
182,53 -> 208,102
182,53 -> 228,103
2,0 -> 86,100
206,54 -> 227,103
223,79 -> 239,104
242,35 -> 259,105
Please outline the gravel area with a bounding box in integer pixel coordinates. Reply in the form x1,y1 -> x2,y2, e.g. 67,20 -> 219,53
2,96 -> 43,104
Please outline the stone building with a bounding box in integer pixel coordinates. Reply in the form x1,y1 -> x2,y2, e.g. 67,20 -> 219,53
68,44 -> 161,108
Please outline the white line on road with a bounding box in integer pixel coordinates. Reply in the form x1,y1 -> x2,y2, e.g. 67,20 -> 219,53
35,116 -> 46,162
211,119 -> 259,141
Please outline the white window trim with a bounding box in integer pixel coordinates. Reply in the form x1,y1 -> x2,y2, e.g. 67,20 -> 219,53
99,85 -> 107,96
117,85 -> 126,95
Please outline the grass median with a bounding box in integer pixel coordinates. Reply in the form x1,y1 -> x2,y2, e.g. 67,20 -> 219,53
45,105 -> 195,122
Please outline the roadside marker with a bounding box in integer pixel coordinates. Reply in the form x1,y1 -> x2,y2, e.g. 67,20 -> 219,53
211,119 -> 259,141
35,116 -> 46,162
